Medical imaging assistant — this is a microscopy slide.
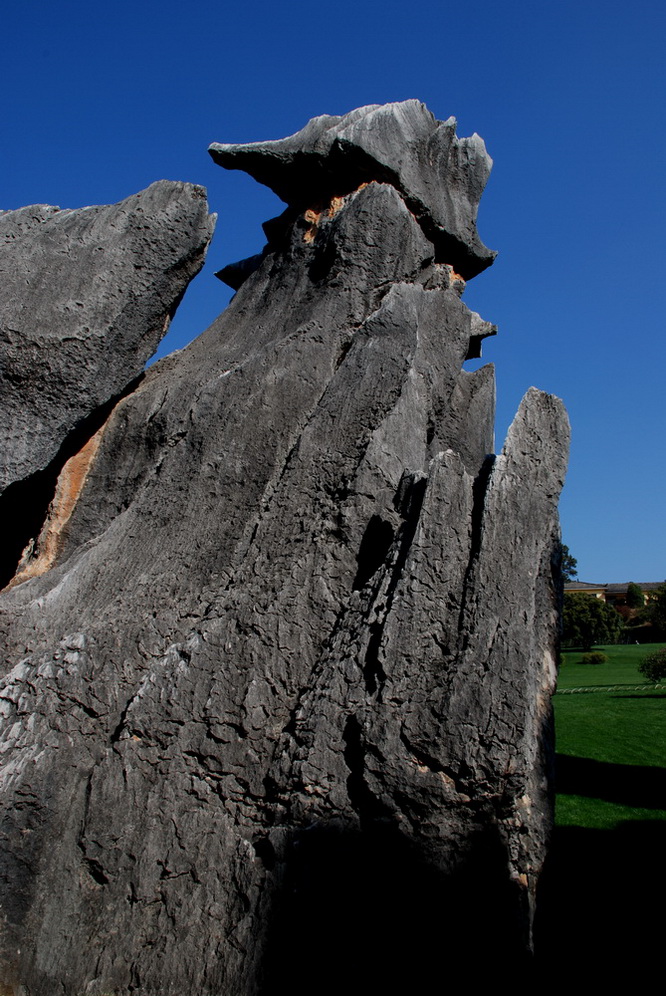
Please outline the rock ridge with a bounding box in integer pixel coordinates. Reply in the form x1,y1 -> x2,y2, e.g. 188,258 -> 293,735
209,99 -> 496,279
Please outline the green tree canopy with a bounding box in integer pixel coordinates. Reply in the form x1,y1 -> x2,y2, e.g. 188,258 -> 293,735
560,544 -> 578,582
562,592 -> 623,650
645,584 -> 666,633
625,582 -> 644,609
638,648 -> 666,684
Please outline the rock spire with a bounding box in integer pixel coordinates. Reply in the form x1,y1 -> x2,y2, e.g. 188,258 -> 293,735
0,102 -> 568,995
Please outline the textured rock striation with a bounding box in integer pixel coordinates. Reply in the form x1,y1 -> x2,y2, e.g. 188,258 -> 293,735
209,99 -> 496,279
0,102 -> 568,994
0,181 -> 215,588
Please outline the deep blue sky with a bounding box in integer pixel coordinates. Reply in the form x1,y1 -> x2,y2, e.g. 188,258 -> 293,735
3,0 -> 664,582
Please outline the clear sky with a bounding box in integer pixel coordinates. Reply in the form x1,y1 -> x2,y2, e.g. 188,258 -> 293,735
2,0 -> 664,583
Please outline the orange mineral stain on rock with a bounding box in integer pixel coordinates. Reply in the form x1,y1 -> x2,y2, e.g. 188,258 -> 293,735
445,264 -> 466,292
7,421 -> 108,589
327,195 -> 345,217
302,206 -> 323,243
302,184 -> 370,242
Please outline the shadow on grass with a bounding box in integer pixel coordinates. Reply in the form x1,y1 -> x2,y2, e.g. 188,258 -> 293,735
536,821 -> 666,980
613,692 -> 666,699
556,753 -> 666,809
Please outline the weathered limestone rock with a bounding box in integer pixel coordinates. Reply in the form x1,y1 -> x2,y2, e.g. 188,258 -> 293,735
0,102 -> 568,995
209,99 -> 496,278
0,181 -> 215,587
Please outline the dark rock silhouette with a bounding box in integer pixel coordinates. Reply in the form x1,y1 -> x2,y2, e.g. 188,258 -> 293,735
0,101 -> 568,995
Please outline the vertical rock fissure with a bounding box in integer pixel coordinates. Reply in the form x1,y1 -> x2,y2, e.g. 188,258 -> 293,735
456,453 -> 496,645
362,474 -> 428,695
342,714 -> 393,823
0,376 -> 142,591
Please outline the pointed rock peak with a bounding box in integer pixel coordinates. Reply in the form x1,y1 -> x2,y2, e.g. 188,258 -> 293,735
502,387 -> 571,487
209,100 -> 496,279
0,180 -> 215,495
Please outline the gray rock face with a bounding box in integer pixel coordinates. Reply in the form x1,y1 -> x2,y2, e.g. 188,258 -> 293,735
0,181 -> 215,587
209,99 -> 496,279
0,103 -> 568,995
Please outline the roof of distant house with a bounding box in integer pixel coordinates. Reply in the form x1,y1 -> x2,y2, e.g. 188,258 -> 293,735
565,581 -> 664,592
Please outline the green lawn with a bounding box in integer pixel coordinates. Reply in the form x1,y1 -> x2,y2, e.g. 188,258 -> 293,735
535,643 -> 666,975
554,643 -> 666,828
557,641 -> 665,690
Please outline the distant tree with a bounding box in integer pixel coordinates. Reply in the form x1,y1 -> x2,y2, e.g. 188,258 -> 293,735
625,583 -> 645,609
560,544 -> 578,582
562,592 -> 623,650
638,647 -> 666,684
645,584 -> 666,633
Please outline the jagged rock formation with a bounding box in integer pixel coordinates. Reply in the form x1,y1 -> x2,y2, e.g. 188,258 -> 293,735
0,101 -> 568,995
0,181 -> 215,589
209,100 -> 496,278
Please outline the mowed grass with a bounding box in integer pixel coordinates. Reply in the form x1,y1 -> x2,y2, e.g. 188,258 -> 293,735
557,641 -> 664,690
536,644 -> 666,975
554,643 -> 666,828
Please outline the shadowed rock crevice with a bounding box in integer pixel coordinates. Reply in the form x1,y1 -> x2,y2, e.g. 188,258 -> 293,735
343,715 -> 394,822
0,378 -> 142,590
359,474 -> 428,695
456,452 -> 496,642
352,515 -> 395,590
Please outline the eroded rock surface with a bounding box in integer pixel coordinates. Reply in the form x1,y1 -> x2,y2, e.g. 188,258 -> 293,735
209,99 -> 496,279
0,181 -> 215,587
0,103 -> 568,995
